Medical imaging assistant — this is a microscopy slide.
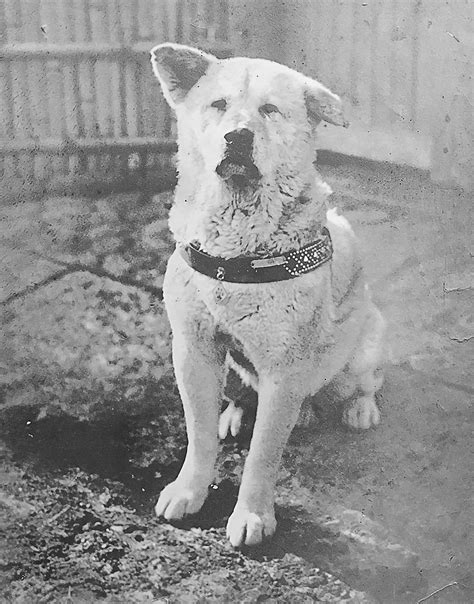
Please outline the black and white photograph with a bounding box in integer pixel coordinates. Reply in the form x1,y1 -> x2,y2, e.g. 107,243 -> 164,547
0,1 -> 472,602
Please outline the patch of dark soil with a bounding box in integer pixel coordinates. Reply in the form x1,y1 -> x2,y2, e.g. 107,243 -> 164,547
0,373 -> 373,602
0,372 -> 255,510
1,409 -> 182,516
0,450 -> 369,603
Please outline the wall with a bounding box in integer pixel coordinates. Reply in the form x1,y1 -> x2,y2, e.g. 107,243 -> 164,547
231,0 -> 473,189
0,0 -> 472,195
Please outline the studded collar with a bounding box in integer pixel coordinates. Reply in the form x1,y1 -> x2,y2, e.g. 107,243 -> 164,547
178,227 -> 333,284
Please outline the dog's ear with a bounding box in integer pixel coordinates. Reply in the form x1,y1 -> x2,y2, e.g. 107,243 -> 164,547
304,78 -> 349,128
150,43 -> 217,107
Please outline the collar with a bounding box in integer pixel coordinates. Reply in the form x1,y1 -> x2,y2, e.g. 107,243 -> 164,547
178,227 -> 333,283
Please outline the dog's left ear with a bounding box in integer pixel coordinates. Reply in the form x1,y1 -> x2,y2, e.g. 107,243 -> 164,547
150,43 -> 217,107
304,78 -> 349,128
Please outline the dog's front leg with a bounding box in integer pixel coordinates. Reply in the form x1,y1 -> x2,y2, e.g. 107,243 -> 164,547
227,373 -> 303,547
155,331 -> 225,520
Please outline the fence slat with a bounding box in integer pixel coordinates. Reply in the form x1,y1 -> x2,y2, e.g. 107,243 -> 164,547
125,61 -> 139,139
23,0 -> 42,43
89,0 -> 112,176
4,0 -> 22,43
371,0 -> 392,126
28,58 -> 50,180
165,0 -> 178,42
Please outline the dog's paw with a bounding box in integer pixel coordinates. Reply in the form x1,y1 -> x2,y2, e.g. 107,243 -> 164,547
226,508 -> 276,547
219,401 -> 244,439
155,481 -> 208,520
342,395 -> 380,429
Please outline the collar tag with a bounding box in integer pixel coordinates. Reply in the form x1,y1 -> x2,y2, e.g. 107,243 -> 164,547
250,256 -> 287,269
213,283 -> 229,304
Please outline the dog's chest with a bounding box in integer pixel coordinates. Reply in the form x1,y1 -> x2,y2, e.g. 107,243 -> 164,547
197,268 -> 336,364
164,248 -> 365,373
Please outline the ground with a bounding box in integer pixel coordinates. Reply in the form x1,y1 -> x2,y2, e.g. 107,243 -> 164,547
0,157 -> 472,603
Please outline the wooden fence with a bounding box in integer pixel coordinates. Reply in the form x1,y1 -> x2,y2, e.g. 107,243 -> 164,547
0,0 -> 233,197
0,0 -> 472,197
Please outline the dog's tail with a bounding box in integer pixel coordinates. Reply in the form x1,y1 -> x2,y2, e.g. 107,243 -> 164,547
226,351 -> 258,391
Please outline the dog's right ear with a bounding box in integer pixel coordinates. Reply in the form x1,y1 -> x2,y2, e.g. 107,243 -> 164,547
150,43 -> 217,107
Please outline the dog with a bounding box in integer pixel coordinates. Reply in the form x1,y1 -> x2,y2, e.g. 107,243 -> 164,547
150,43 -> 386,547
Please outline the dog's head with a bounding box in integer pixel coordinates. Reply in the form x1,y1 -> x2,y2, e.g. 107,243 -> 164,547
151,43 -> 347,192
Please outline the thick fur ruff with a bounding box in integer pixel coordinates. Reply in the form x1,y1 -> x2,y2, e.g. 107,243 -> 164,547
151,43 -> 386,547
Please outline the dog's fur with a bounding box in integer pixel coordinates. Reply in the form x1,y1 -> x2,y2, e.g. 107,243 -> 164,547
150,43 -> 386,547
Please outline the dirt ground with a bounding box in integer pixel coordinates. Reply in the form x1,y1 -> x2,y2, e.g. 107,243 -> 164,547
0,157 -> 472,603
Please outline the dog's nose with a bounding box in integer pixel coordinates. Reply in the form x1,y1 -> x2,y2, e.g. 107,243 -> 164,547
224,128 -> 254,149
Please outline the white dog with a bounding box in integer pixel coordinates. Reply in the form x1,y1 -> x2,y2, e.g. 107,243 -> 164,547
150,43 -> 385,547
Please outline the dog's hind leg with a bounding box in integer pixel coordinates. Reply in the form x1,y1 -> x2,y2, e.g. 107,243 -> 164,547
219,398 -> 244,439
340,304 -> 386,429
155,328 -> 226,520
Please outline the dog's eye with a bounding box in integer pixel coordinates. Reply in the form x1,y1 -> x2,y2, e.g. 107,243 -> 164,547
211,99 -> 227,111
259,103 -> 280,116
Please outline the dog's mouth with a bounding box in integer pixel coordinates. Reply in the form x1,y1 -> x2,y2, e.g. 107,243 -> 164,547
216,157 -> 261,188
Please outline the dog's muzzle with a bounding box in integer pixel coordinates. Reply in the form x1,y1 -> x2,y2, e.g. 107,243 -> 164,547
216,128 -> 261,186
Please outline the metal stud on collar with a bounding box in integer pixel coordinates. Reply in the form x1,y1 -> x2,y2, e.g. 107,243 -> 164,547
283,237 -> 332,277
